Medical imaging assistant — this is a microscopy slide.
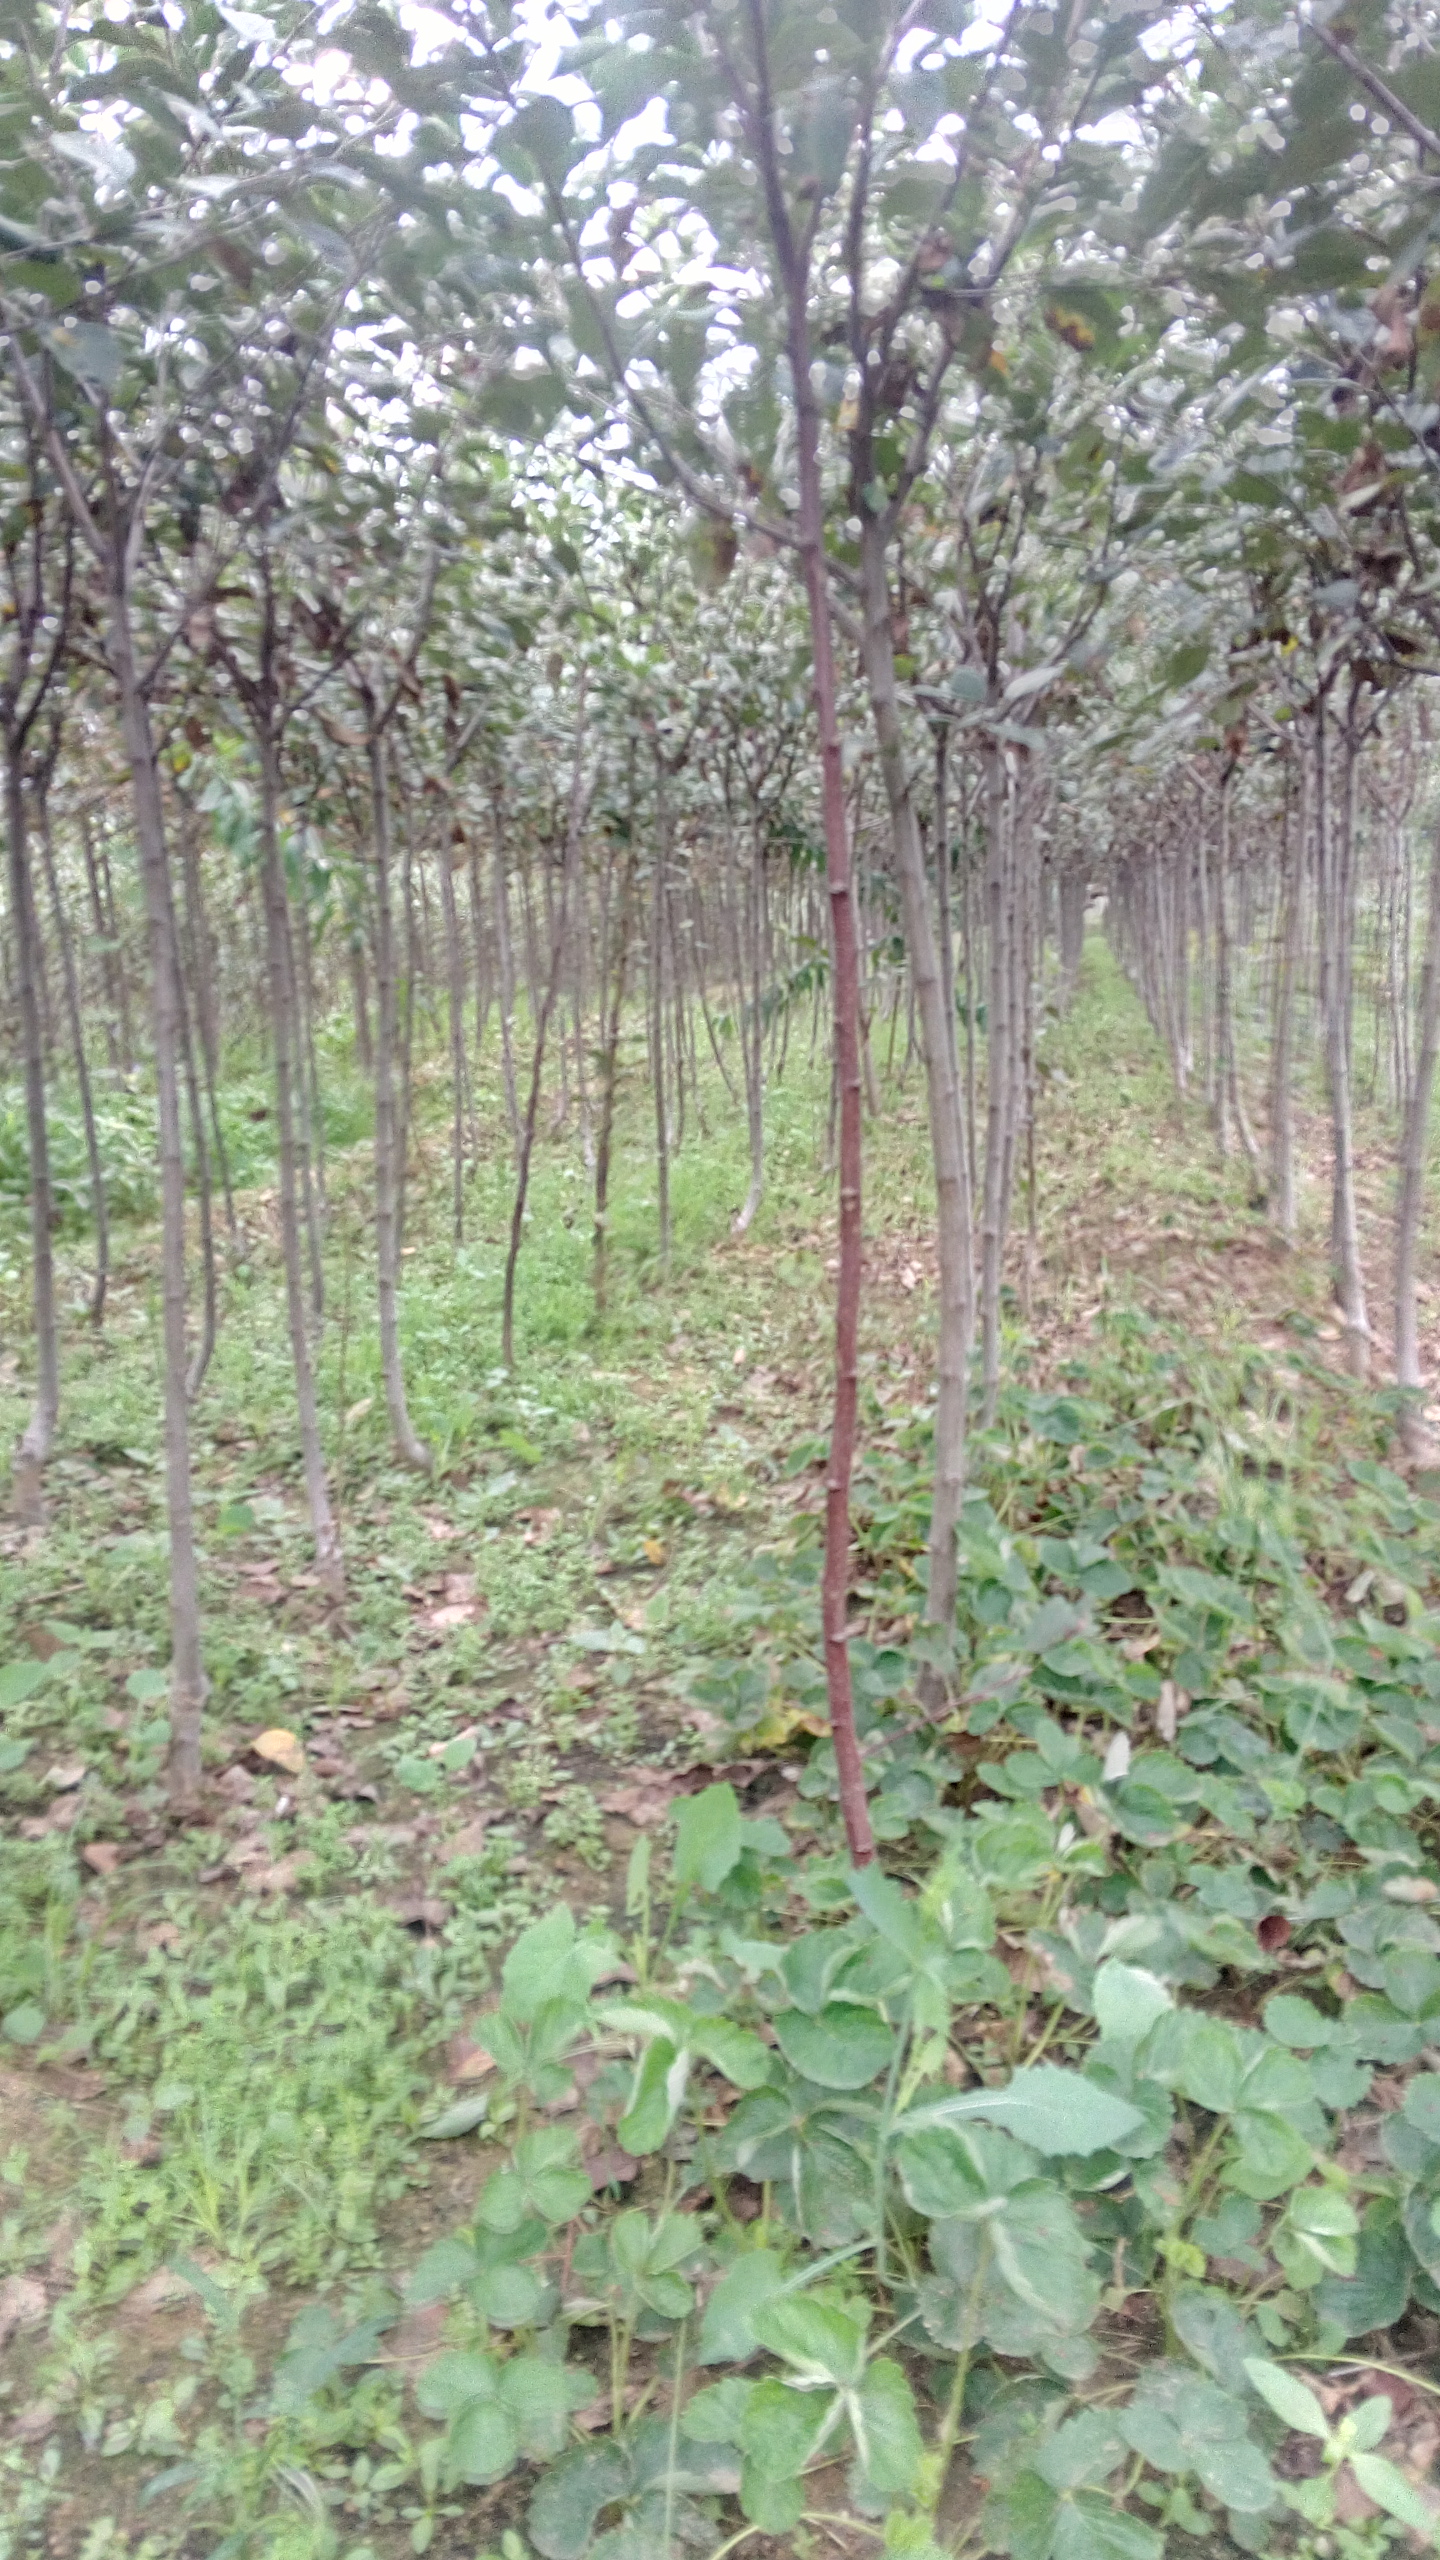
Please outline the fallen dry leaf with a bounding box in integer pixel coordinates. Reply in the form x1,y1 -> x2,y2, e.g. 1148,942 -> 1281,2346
443,1818 -> 490,1862
0,2275 -> 46,2349
451,2040 -> 497,2083
584,2144 -> 639,2192
1155,1679 -> 1188,1743
81,1843 -> 121,1876
252,1727 -> 305,1777
11,2400 -> 57,2442
123,2267 -> 195,2316
382,2297 -> 447,2374
599,1776 -> 680,1827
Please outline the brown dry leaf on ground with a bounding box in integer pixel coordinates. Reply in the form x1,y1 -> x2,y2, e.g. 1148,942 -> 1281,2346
443,1817 -> 491,1861
518,1509 -> 562,1546
598,1773 -> 683,1827
0,2276 -> 46,2349
383,2297 -> 447,2377
252,1727 -> 305,1777
422,1572 -> 485,1632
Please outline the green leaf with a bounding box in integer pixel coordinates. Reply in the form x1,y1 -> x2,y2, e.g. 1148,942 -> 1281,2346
673,1783 -> 745,1892
1243,2358 -> 1330,2440
1348,2396 -> 1394,2455
618,2034 -> 685,2156
1225,2108 -> 1314,2201
1349,2454 -> 1439,2538
0,1662 -> 49,1709
683,2377 -> 755,2444
902,2066 -> 1145,2155
1,2002 -> 44,2046
528,2440 -> 630,2560
896,2123 -> 1037,2218
740,2375 -> 838,2526
1119,2363 -> 1275,2512
1317,2199 -> 1412,2338
43,320 -> 123,389
501,1908 -> 610,2022
417,2350 -> 497,2421
1139,2010 -> 1245,2112
406,2238 -> 477,2303
752,2292 -> 867,2388
471,2260 -> 545,2328
774,2003 -> 897,2090
1402,2074 -> 1440,2142
419,2093 -> 490,2139
1051,2494 -> 1163,2560
1161,639 -> 1209,690
499,2356 -> 592,2459
1093,1961 -> 1172,2043
445,2396 -> 518,2485
1263,1996 -> 1335,2049
1172,2288 -> 1258,2381
853,2357 -> 923,2497
698,2250 -> 789,2364
1035,2411 -> 1128,2491
920,2186 -> 1100,2355
500,96 -> 575,184
791,78 -> 853,201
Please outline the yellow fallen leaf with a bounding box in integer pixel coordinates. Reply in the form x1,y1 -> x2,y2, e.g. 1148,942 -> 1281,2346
253,1727 -> 305,1777
642,1537 -> 666,1566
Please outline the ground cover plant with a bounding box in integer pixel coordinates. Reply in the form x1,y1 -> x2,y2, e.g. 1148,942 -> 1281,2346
5,955 -> 1440,2560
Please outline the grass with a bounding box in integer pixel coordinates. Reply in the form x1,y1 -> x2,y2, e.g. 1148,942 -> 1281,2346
0,942 -> 1438,2560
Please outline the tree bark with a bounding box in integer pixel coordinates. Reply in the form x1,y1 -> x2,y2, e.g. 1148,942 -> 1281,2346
258,720 -> 344,1597
859,517 -> 974,1697
1395,814 -> 1440,1457
368,724 -> 432,1469
1270,762 -> 1302,1245
109,592 -> 206,1807
786,261 -> 873,1867
6,756 -> 57,1523
36,784 -> 108,1328
502,679 -> 589,1369
1320,699 -> 1371,1380
979,745 -> 1011,1423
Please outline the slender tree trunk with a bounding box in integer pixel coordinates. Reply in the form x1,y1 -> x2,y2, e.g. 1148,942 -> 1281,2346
789,270 -> 873,1867
81,810 -> 125,1075
980,746 -> 1011,1423
649,759 -> 672,1279
368,725 -> 431,1469
109,590 -> 206,1807
1323,702 -> 1371,1380
593,846 -> 636,1321
502,680 -> 589,1369
438,846 -> 468,1242
1270,766 -> 1302,1245
733,816 -> 766,1235
859,518 -> 974,1698
6,755 -> 57,1523
491,788 -> 521,1153
37,785 -> 108,1328
348,933 -> 373,1070
1395,814 -> 1440,1458
1215,776 -> 1263,1187
258,722 -> 344,1596
173,784 -> 238,1253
